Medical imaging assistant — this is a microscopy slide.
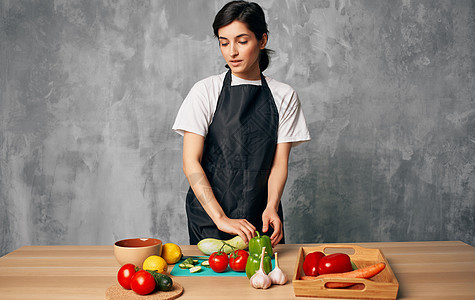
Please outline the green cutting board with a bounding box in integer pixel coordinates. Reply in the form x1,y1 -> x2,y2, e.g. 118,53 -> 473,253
170,256 -> 275,277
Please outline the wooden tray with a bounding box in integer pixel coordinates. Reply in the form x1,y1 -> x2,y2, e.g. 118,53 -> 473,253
292,244 -> 399,299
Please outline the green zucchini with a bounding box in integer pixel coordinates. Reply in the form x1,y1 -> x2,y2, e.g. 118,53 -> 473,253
197,235 -> 247,255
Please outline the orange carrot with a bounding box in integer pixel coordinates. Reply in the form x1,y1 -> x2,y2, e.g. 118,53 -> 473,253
299,263 -> 386,288
316,263 -> 386,288
317,262 -> 386,280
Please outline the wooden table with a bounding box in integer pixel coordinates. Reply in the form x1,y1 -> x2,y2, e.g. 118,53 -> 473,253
0,241 -> 473,299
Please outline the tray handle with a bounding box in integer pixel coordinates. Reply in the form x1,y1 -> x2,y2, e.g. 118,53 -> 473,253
320,244 -> 372,256
318,276 -> 381,290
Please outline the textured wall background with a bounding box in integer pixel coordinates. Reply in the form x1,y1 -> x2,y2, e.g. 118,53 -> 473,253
1,0 -> 474,256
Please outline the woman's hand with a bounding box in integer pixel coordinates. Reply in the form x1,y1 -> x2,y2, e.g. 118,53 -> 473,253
215,216 -> 256,244
262,207 -> 283,247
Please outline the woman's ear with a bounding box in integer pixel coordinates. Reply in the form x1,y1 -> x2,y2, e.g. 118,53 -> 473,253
259,33 -> 268,49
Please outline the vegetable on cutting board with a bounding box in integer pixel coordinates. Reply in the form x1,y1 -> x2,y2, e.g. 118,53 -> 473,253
178,257 -> 199,269
178,257 -> 205,273
197,236 -> 247,255
209,249 -> 229,273
229,249 -> 249,272
189,266 -> 202,273
201,260 -> 210,267
301,262 -> 386,288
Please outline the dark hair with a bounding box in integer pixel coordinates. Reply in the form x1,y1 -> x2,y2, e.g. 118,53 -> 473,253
212,1 -> 273,72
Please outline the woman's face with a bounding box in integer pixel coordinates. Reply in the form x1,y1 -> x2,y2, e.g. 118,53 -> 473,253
217,20 -> 267,80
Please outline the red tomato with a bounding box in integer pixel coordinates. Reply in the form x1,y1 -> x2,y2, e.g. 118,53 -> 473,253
209,251 -> 229,273
130,270 -> 156,295
117,264 -> 137,289
303,251 -> 325,276
318,253 -> 353,275
229,250 -> 249,272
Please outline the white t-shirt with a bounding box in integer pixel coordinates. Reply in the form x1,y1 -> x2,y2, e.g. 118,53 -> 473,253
172,72 -> 311,146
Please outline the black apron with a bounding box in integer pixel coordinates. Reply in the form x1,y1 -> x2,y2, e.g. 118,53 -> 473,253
185,70 -> 285,244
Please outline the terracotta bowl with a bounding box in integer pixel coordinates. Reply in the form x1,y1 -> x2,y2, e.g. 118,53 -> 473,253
114,238 -> 162,267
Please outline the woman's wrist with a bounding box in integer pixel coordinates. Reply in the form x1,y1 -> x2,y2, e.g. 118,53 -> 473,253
265,201 -> 280,212
213,214 -> 229,229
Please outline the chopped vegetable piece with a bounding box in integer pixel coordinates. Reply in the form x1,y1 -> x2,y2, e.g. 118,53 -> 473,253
201,260 -> 210,267
190,266 -> 202,273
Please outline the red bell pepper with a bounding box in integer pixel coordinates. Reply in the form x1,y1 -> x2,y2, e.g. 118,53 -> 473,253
303,251 -> 325,276
318,253 -> 353,275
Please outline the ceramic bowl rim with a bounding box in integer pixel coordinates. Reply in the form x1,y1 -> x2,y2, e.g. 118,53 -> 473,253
114,238 -> 162,249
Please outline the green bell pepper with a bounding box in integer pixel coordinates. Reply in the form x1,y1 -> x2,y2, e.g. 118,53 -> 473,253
245,252 -> 272,278
248,231 -> 273,258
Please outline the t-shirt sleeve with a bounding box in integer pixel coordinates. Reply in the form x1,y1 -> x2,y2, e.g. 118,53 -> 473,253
172,81 -> 213,137
278,89 -> 311,146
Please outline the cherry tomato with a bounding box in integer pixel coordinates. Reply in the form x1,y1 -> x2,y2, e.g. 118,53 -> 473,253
318,253 -> 353,275
130,270 -> 156,295
229,249 -> 249,272
209,251 -> 229,273
117,264 -> 137,289
303,251 -> 325,276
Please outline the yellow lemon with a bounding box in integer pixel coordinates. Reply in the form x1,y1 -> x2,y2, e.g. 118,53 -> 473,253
143,255 -> 168,274
161,243 -> 182,264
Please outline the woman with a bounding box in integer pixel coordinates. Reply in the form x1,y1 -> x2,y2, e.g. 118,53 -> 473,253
173,1 -> 310,247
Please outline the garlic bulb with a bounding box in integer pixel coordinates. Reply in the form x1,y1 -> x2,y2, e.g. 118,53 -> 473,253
268,252 -> 288,285
250,247 -> 272,289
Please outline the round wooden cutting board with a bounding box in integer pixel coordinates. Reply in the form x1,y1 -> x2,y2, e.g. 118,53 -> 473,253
106,282 -> 184,300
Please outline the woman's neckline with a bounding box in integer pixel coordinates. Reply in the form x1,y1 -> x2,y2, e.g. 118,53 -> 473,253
231,73 -> 263,85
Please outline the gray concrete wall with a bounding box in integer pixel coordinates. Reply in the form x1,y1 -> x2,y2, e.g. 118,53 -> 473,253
1,0 -> 473,256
